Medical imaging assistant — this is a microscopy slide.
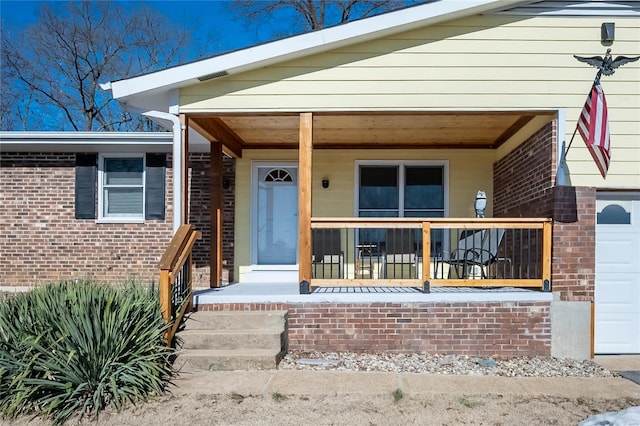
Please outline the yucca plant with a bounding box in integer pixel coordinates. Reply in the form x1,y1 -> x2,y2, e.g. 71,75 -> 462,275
0,280 -> 175,425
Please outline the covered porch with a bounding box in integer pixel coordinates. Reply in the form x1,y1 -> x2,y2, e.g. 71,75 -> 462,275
183,110 -> 557,293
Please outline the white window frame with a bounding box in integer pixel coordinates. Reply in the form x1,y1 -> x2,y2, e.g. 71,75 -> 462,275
354,160 -> 449,218
98,153 -> 145,223
354,160 -> 450,253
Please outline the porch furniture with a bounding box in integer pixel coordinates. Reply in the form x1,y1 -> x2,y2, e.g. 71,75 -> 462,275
312,228 -> 344,279
446,229 -> 484,278
447,228 -> 508,279
356,243 -> 378,278
383,228 -> 418,279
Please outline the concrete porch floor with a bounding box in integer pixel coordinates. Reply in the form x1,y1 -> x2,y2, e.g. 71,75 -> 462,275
192,281 -> 553,305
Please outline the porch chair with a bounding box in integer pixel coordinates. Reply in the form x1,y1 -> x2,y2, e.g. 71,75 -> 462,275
447,228 -> 507,279
312,228 -> 344,279
440,229 -> 483,278
383,228 -> 418,279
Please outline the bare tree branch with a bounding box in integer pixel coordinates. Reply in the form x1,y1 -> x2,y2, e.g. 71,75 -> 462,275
228,0 -> 433,36
1,0 -> 218,131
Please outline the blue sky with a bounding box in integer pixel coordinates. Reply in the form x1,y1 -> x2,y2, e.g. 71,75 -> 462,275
0,0 -> 275,53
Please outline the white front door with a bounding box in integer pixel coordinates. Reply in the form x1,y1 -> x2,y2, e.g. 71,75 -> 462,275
595,194 -> 640,354
253,164 -> 298,266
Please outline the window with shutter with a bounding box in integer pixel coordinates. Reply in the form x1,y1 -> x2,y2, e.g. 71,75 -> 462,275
75,154 -> 97,219
98,154 -> 145,222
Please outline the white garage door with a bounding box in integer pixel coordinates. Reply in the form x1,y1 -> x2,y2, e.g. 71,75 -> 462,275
595,194 -> 640,354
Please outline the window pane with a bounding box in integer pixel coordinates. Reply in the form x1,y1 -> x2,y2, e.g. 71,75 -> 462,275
359,166 -> 398,209
597,204 -> 631,225
105,188 -> 143,215
404,166 -> 443,209
105,158 -> 143,185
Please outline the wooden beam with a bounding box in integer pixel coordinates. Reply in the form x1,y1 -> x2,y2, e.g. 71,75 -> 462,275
191,116 -> 244,158
210,141 -> 223,288
422,222 -> 431,284
180,114 -> 190,224
298,113 -> 313,288
542,220 -> 552,286
492,115 -> 535,148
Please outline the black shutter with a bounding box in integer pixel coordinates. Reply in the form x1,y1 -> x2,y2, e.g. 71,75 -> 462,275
75,154 -> 97,219
145,153 -> 166,220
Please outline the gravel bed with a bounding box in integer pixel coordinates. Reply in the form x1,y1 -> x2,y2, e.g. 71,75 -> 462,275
280,351 -> 615,377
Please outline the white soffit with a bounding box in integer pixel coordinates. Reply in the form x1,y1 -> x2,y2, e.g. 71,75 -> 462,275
103,0 -> 526,109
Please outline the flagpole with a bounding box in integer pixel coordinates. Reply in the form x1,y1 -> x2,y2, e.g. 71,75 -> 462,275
556,68 -> 603,186
564,67 -> 602,158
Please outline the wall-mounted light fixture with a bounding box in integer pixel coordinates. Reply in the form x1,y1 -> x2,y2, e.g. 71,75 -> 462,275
222,179 -> 230,189
601,22 -> 615,44
322,179 -> 330,189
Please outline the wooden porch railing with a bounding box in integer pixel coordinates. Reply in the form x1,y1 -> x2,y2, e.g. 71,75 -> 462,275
304,218 -> 552,294
158,224 -> 200,345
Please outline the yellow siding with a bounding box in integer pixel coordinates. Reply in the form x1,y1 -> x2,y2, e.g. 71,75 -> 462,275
233,149 -> 494,279
182,14 -> 639,188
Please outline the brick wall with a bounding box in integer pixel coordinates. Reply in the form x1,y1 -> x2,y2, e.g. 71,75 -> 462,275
493,122 -> 556,218
492,121 -> 596,302
0,152 -> 174,286
187,154 -> 236,286
0,151 -> 236,288
196,302 -> 551,356
551,186 -> 596,301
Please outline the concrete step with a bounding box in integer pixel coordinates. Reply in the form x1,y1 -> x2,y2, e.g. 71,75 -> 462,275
184,310 -> 287,330
178,328 -> 285,350
174,349 -> 282,371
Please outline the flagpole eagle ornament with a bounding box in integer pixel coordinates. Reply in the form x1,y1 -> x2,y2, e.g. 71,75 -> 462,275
573,48 -> 640,82
555,49 -> 639,184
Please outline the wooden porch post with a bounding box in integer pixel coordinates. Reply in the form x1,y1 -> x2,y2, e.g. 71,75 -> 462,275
298,113 -> 313,293
210,141 -> 223,288
179,114 -> 190,225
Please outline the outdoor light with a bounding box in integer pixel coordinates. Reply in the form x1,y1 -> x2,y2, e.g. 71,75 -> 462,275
322,179 -> 330,189
222,179 -> 230,189
474,190 -> 487,218
601,22 -> 615,43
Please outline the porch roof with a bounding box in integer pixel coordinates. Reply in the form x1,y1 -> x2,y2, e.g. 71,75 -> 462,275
187,110 -> 556,157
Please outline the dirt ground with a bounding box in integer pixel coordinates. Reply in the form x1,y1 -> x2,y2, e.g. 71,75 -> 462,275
3,372 -> 640,426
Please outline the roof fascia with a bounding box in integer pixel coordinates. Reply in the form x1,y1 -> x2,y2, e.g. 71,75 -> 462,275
104,0 -> 527,105
0,132 -> 173,152
0,131 -> 172,144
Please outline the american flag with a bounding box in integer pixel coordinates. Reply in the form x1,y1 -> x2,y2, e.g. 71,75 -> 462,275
577,82 -> 611,178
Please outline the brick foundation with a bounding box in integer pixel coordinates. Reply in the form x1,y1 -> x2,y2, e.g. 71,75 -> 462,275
195,302 -> 551,356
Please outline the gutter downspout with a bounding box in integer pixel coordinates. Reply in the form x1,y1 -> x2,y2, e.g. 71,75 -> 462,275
141,111 -> 183,233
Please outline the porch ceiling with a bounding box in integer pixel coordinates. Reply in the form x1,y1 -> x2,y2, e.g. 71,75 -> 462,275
189,111 -> 554,157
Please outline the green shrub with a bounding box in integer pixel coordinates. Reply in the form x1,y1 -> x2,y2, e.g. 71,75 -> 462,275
0,280 -> 175,425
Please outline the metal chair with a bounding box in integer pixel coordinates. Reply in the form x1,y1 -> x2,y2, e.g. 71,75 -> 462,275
448,228 -> 507,279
